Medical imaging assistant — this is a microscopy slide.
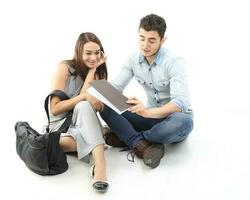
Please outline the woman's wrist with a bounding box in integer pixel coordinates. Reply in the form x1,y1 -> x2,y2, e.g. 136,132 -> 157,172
77,92 -> 87,102
88,67 -> 96,74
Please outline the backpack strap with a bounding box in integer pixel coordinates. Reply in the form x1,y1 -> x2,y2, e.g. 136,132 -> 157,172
44,90 -> 72,133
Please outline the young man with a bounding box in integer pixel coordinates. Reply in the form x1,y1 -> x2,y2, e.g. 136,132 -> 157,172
100,14 -> 193,168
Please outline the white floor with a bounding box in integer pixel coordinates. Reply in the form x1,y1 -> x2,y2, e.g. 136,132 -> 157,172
1,1 -> 250,199
2,102 -> 250,200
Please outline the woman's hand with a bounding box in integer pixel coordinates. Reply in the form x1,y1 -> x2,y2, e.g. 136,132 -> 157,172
86,93 -> 103,111
127,96 -> 148,117
89,51 -> 107,71
97,51 -> 107,68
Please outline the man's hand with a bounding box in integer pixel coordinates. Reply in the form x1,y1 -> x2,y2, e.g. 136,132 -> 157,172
127,96 -> 148,117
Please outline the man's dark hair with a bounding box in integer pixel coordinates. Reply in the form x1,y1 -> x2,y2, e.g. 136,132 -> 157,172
139,14 -> 166,39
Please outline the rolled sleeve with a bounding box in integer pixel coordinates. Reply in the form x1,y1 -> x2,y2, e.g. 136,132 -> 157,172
169,58 -> 190,112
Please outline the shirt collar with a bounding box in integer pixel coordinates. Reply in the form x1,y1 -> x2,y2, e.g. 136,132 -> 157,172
139,47 -> 164,66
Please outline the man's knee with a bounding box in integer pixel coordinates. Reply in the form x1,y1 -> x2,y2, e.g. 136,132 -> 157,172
161,113 -> 193,143
174,113 -> 193,141
169,112 -> 193,132
100,105 -> 114,118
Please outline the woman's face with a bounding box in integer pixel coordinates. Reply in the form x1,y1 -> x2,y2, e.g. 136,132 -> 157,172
82,42 -> 102,68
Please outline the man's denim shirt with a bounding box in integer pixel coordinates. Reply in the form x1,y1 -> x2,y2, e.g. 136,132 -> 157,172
111,47 -> 191,112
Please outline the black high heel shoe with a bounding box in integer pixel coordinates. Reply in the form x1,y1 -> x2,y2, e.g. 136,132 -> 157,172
90,165 -> 109,193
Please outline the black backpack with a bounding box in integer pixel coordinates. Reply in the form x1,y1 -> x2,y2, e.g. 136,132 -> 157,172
15,90 -> 72,175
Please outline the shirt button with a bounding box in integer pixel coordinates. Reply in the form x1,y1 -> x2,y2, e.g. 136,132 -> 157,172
157,101 -> 160,103
149,68 -> 151,71
150,83 -> 152,85
154,91 -> 157,94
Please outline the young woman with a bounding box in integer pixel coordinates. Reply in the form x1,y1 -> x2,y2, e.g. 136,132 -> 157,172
43,32 -> 109,192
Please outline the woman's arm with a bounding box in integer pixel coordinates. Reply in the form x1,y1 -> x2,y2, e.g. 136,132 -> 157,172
50,63 -> 87,116
81,52 -> 107,94
80,54 -> 107,111
80,68 -> 96,94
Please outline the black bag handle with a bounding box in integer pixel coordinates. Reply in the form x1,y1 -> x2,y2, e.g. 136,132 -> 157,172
44,90 -> 72,133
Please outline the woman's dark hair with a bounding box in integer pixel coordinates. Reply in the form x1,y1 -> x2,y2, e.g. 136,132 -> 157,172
64,32 -> 108,80
139,14 -> 167,39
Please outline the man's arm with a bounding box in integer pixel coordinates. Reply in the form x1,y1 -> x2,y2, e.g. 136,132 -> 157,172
168,58 -> 190,112
111,58 -> 134,92
127,57 -> 190,119
144,102 -> 181,118
127,97 -> 181,119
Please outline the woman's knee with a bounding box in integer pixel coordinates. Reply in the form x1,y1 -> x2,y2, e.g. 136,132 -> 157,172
74,101 -> 93,112
59,136 -> 76,152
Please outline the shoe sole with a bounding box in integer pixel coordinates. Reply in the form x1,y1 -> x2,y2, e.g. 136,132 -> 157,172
92,181 -> 109,193
157,144 -> 165,158
143,144 -> 165,168
90,165 -> 109,193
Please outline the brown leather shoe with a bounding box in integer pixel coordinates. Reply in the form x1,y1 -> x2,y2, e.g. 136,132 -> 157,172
135,140 -> 165,168
134,140 -> 151,159
103,130 -> 127,148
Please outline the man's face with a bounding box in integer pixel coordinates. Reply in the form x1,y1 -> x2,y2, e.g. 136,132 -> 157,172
138,28 -> 163,58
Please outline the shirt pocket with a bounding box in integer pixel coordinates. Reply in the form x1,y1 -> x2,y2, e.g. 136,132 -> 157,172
134,76 -> 151,90
155,79 -> 170,91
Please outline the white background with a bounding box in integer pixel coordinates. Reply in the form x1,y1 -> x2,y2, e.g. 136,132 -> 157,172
1,0 -> 250,199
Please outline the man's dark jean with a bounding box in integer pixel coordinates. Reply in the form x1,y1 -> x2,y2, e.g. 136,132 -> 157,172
100,105 -> 193,149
